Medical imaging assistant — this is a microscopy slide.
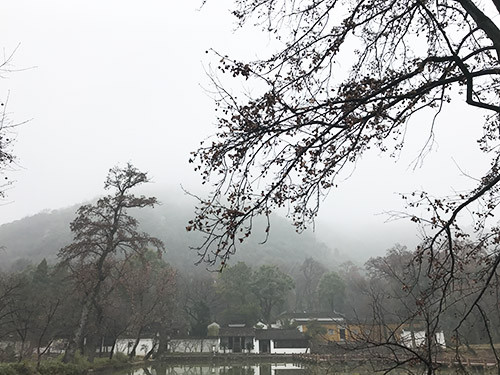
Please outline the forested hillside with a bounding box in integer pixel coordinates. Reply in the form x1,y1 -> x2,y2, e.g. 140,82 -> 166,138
0,191 -> 343,271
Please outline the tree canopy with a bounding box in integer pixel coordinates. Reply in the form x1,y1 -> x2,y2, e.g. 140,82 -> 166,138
251,265 -> 295,324
317,271 -> 345,313
191,0 -> 500,272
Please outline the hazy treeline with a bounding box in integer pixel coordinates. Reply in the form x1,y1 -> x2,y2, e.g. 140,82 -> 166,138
0,252 -> 177,363
0,194 -> 344,273
1,242 -> 499,363
0,253 -> 332,362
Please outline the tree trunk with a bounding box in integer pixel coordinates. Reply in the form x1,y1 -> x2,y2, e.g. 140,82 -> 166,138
409,322 -> 417,349
63,286 -> 99,363
36,346 -> 41,369
109,339 -> 116,359
155,323 -> 168,359
152,362 -> 168,375
129,327 -> 144,359
63,298 -> 90,362
144,342 -> 156,360
63,262 -> 106,364
17,332 -> 27,363
86,334 -> 99,363
99,336 -> 104,356
88,306 -> 105,362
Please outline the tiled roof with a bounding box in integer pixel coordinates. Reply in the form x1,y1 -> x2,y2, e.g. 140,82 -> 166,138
255,329 -> 307,340
284,312 -> 345,321
218,326 -> 308,341
219,327 -> 255,337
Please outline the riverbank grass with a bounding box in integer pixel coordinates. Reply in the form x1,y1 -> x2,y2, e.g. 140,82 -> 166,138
0,352 -> 132,375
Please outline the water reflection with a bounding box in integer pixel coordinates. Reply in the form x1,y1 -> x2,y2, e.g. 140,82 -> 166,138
114,362 -> 493,375
117,363 -> 306,375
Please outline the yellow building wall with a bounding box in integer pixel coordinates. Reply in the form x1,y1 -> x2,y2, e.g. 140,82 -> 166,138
299,322 -> 344,342
299,322 -> 404,343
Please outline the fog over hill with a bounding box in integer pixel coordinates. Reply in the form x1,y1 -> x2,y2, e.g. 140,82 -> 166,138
0,189 -> 353,273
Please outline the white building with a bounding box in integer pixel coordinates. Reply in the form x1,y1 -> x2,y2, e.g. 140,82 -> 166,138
400,330 -> 446,348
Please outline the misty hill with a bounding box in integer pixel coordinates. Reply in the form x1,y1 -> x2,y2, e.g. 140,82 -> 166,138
0,190 -> 345,273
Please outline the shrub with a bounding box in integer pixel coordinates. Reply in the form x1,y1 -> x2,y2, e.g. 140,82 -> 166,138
92,352 -> 129,370
0,363 -> 18,375
70,352 -> 90,369
37,360 -> 85,375
0,345 -> 17,362
0,352 -> 133,375
111,352 -> 128,363
7,362 -> 37,375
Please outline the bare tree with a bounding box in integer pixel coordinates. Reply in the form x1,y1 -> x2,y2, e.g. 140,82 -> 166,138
191,0 -> 500,268
0,272 -> 22,342
0,45 -> 27,199
120,252 -> 176,359
364,246 -> 446,374
179,274 -> 220,336
190,1 -> 500,370
59,164 -> 164,363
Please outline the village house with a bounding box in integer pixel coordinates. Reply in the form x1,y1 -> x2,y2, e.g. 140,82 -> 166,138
217,325 -> 309,354
281,312 -> 445,348
254,329 -> 309,354
165,323 -> 310,354
283,312 -> 347,342
218,325 -> 256,353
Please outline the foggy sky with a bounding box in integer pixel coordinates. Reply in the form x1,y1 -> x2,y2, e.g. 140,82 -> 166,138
0,0 -> 490,259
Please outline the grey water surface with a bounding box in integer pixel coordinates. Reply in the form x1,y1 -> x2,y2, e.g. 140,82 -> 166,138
100,362 -> 492,375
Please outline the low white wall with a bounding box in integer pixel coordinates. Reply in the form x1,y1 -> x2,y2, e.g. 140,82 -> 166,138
253,338 -> 259,353
114,338 -> 154,356
267,339 -> 308,354
169,338 -> 219,353
270,347 -> 308,354
400,330 -> 446,349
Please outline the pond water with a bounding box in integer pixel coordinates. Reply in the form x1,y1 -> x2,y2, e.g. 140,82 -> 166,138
102,362 -> 493,375
106,363 -> 317,375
